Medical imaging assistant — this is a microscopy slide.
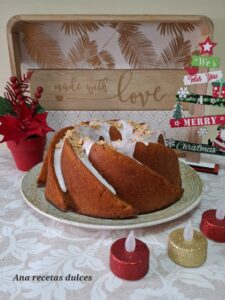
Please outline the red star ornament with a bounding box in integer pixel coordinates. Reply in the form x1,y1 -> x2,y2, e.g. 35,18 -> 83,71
199,36 -> 217,55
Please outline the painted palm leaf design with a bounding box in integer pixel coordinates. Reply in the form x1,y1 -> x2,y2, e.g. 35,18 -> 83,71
67,36 -> 115,69
109,22 -> 140,33
89,50 -> 115,69
21,23 -> 65,68
61,22 -> 104,36
68,36 -> 97,67
157,23 -> 196,36
157,36 -> 192,68
113,23 -> 156,69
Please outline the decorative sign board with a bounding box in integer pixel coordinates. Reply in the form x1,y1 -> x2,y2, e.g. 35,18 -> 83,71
31,69 -> 186,110
166,139 -> 220,155
169,35 -> 225,160
170,115 -> 225,128
191,55 -> 220,68
183,71 -> 222,85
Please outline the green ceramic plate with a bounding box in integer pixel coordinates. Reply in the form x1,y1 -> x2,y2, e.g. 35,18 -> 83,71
21,161 -> 203,229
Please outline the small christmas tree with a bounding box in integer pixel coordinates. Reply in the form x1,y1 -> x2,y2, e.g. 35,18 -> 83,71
172,102 -> 183,119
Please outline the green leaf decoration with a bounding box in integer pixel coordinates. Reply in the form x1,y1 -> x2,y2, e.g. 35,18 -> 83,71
0,97 -> 13,116
35,104 -> 45,114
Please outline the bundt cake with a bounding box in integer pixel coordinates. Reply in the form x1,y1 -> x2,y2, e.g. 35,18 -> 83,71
37,120 -> 183,219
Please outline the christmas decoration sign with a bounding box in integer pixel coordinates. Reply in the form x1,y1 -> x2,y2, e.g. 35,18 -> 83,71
183,71 -> 222,85
166,139 -> 221,155
169,36 -> 225,156
170,114 -> 225,128
191,55 -> 220,68
176,94 -> 225,106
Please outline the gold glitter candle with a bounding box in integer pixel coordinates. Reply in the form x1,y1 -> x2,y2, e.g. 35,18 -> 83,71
168,224 -> 208,268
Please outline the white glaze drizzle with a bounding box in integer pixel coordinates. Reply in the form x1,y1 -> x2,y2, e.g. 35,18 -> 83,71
111,140 -> 137,158
81,136 -> 116,194
99,122 -> 111,142
78,122 -> 111,143
118,120 -> 134,140
80,155 -> 116,194
77,126 -> 101,142
53,140 -> 67,193
83,139 -> 95,156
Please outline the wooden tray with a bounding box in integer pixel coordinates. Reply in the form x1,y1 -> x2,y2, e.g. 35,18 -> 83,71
7,15 -> 214,160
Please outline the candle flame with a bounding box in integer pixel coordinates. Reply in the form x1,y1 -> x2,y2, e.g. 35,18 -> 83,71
216,203 -> 225,220
125,230 -> 136,252
183,220 -> 193,241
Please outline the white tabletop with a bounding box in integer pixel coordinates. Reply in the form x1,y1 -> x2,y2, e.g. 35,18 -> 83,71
1,149 -> 225,300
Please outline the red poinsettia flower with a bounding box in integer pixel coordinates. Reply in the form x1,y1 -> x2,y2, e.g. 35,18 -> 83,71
0,72 -> 54,143
0,112 -> 53,143
0,103 -> 53,143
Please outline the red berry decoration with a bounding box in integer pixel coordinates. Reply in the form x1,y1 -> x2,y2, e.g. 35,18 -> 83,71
37,86 -> 43,93
30,104 -> 36,110
12,83 -> 18,89
27,71 -> 33,77
35,92 -> 41,99
17,95 -> 23,102
15,89 -> 21,96
10,76 -> 17,84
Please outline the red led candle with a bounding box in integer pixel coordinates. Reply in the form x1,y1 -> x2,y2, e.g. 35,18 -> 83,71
200,206 -> 225,242
110,231 -> 150,280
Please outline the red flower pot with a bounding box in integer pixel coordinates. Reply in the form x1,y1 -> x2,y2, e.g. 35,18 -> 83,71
7,135 -> 46,171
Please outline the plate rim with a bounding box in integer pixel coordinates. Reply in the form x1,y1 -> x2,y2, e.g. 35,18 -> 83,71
20,161 -> 203,230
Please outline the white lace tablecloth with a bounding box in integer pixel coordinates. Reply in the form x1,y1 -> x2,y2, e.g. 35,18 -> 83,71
1,149 -> 225,300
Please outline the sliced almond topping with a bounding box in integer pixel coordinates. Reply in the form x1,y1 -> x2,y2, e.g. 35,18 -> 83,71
78,138 -> 84,145
55,143 -> 61,149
